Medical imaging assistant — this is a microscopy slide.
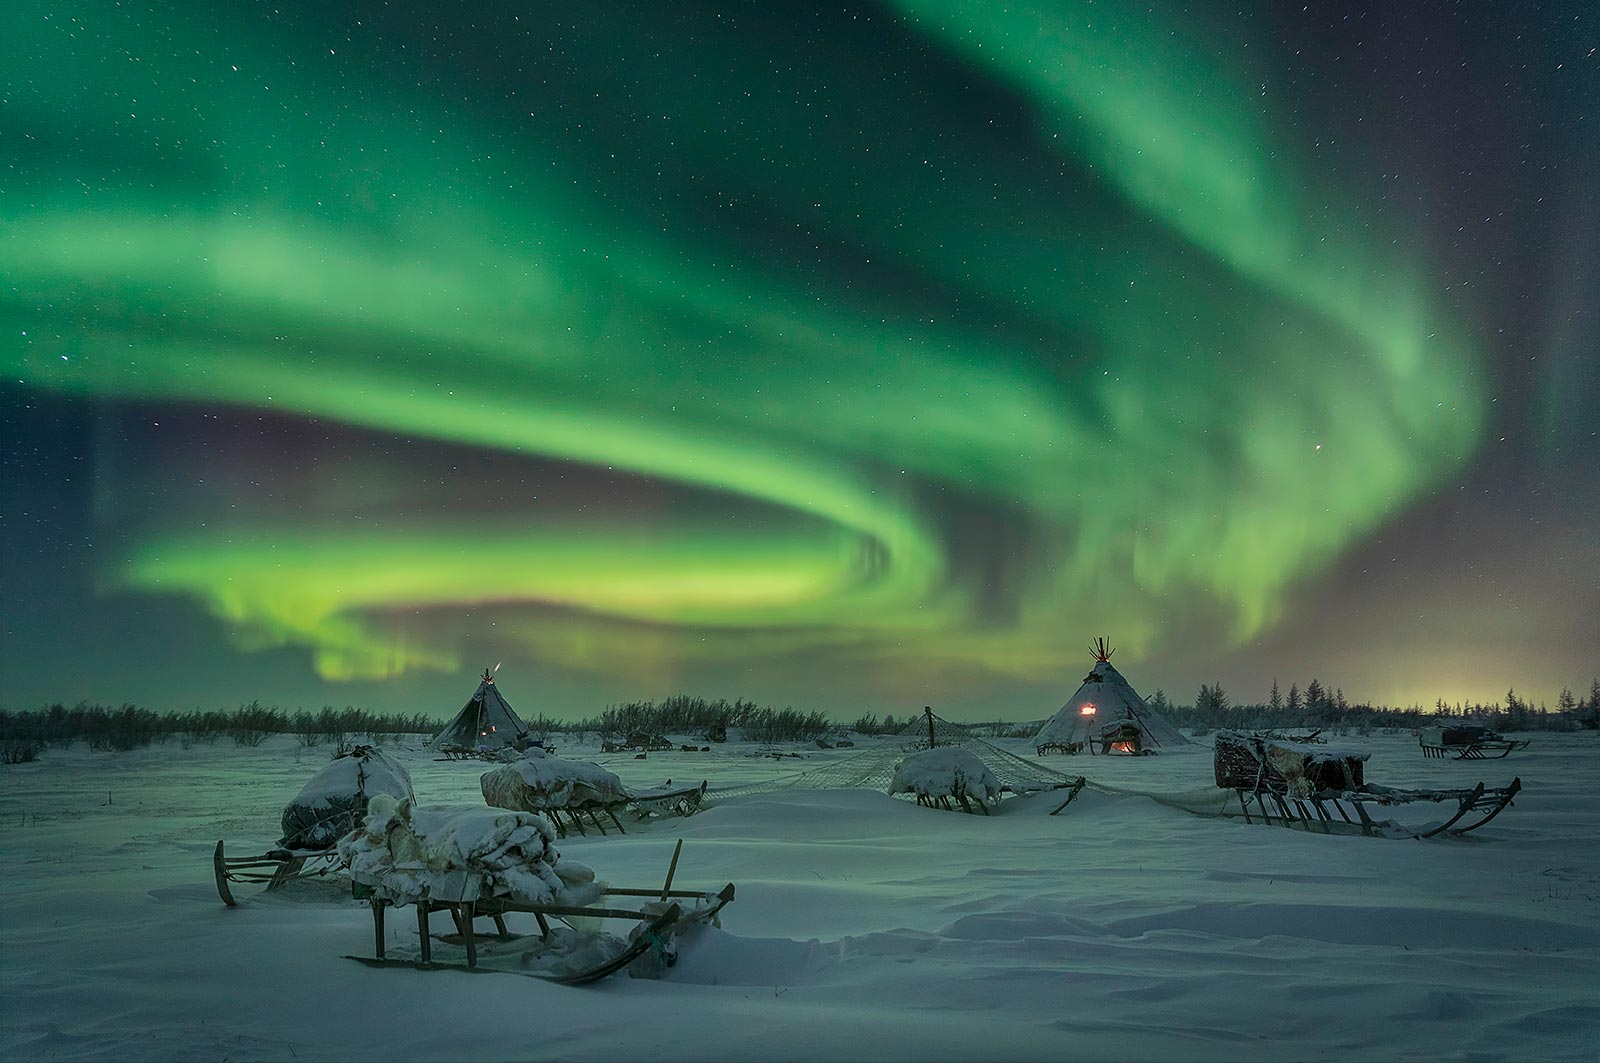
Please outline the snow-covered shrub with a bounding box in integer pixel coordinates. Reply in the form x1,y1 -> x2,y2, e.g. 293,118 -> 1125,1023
1,740 -> 40,764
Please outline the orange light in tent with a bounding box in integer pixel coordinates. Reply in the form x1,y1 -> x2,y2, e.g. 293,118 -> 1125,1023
1080,704 -> 1097,715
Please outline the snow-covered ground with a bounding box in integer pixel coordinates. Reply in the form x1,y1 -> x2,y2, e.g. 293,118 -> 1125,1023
2,730 -> 1596,1061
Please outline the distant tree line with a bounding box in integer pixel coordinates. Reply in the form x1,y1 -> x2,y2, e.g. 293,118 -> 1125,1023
5,676 -> 1594,765
0,700 -> 440,762
558,695 -> 832,745
1163,676 -> 1600,735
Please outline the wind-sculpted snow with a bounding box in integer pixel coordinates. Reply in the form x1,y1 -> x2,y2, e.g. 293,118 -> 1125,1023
1,731 -> 1596,1061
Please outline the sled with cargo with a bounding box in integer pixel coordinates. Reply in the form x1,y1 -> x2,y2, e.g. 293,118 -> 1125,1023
489,778 -> 708,839
214,743 -> 415,906
1419,726 -> 1529,760
1213,730 -> 1521,839
481,746 -> 708,837
627,780 -> 710,820
345,837 -> 736,985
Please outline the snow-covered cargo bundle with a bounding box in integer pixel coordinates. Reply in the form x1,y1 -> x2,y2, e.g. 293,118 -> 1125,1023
481,748 -> 631,837
1213,730 -> 1366,796
279,744 -> 415,851
890,746 -> 1001,813
338,793 -> 598,906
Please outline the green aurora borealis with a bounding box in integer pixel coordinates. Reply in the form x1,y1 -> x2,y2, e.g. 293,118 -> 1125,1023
4,2 -> 1595,714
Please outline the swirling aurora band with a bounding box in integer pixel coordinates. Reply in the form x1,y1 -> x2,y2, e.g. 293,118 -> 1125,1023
2,1 -> 1483,686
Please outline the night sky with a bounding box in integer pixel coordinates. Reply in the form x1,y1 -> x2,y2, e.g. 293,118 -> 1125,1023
3,2 -> 1595,719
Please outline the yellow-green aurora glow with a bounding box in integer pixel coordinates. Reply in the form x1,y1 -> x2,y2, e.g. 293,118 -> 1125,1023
3,2 -> 1491,696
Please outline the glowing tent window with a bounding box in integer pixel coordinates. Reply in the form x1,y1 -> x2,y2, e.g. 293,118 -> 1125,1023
1079,705 -> 1097,716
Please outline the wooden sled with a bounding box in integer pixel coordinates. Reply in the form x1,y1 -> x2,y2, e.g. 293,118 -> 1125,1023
1420,728 -> 1529,760
345,840 -> 735,984
1212,730 -> 1521,839
1226,777 -> 1522,839
627,780 -> 709,820
1036,741 -> 1084,756
541,800 -> 630,839
213,839 -> 341,907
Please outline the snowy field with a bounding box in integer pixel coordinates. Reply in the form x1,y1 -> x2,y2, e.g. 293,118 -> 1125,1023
2,730 -> 1596,1061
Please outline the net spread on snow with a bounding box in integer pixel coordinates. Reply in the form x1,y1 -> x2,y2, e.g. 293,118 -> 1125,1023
707,711 -> 1081,803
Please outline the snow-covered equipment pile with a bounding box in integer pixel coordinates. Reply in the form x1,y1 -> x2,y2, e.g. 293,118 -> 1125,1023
279,744 -> 415,851
1034,638 -> 1188,755
707,708 -> 1079,807
481,748 -> 631,837
1214,730 -> 1367,796
890,746 -> 1001,812
342,829 -> 738,984
337,794 -> 598,906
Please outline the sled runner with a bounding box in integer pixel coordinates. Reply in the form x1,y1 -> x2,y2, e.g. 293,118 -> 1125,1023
213,839 -> 342,906
1214,731 -> 1521,839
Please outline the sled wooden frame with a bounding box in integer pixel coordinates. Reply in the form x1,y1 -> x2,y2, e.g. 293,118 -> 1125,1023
626,780 -> 709,820
345,840 -> 736,984
1420,736 -> 1530,760
1225,776 -> 1522,839
910,789 -> 993,814
214,839 -> 342,907
489,785 -> 704,839
538,800 -> 631,839
1036,740 -> 1085,756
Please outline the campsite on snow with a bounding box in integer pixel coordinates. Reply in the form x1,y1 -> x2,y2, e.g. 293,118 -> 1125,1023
3,7 -> 1594,1058
3,653 -> 1596,1062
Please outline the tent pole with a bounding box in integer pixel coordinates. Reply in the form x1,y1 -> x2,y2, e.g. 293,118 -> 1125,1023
926,706 -> 936,749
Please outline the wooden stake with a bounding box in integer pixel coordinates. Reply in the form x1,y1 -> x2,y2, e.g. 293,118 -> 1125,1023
661,839 -> 683,902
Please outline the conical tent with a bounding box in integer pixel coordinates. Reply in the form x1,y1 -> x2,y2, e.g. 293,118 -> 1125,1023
427,669 -> 531,752
1034,639 -> 1188,753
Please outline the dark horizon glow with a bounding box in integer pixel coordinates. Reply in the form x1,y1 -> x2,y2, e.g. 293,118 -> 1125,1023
2,2 -> 1595,718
